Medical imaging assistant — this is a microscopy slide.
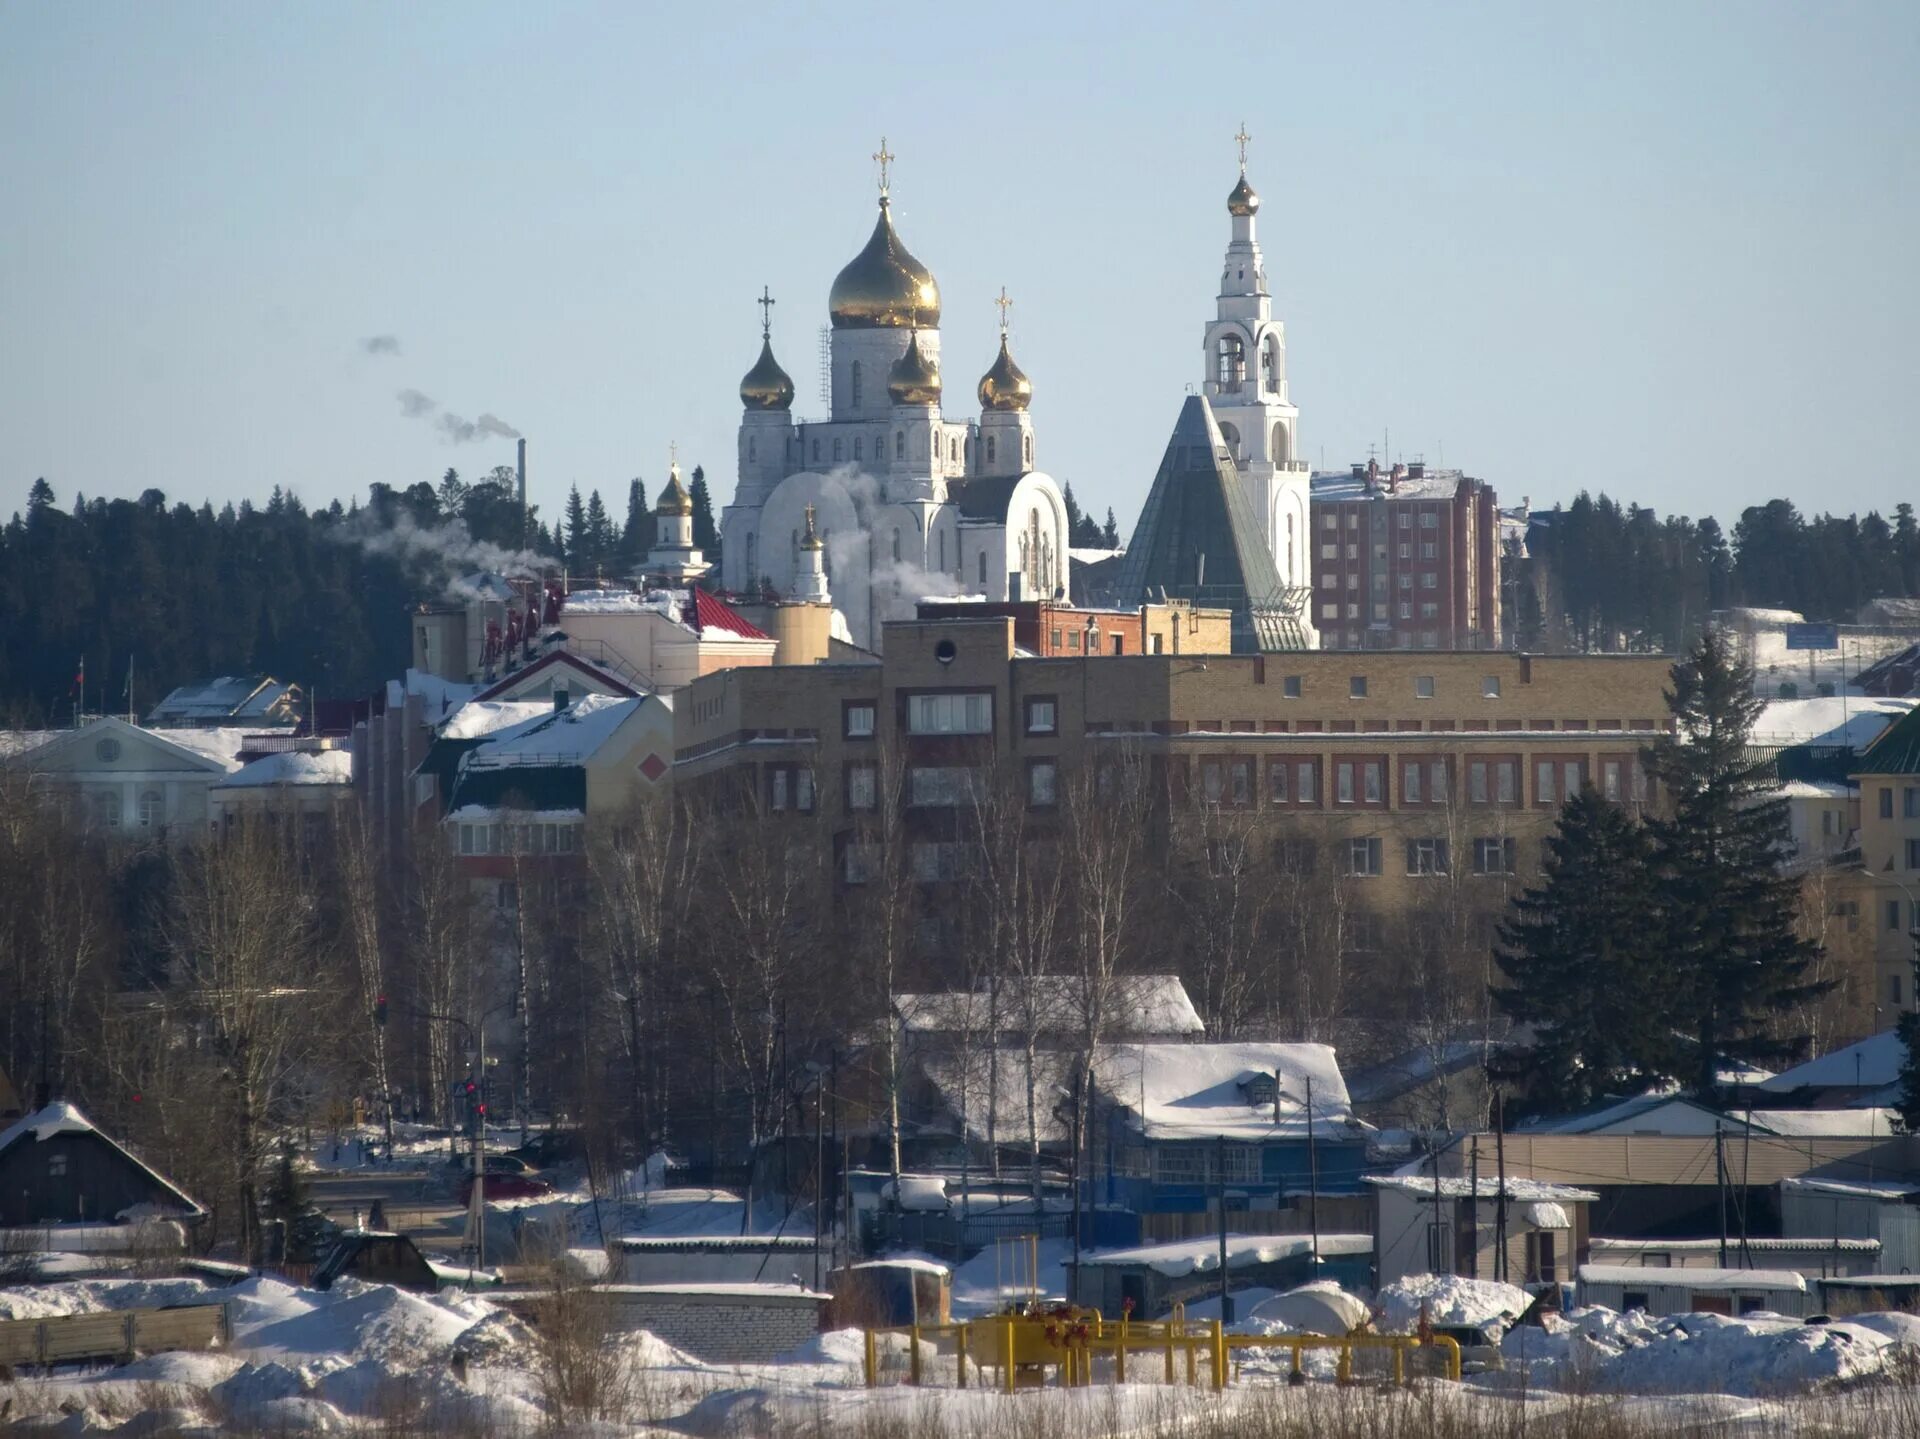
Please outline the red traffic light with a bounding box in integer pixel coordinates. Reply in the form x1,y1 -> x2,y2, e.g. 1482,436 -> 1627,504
131,1092 -> 143,1104
476,1103 -> 487,1115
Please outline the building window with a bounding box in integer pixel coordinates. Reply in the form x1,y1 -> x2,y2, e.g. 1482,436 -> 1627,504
138,791 -> 163,828
1473,837 -> 1517,875
1406,837 -> 1449,875
833,437 -> 843,461
850,360 -> 863,408
853,436 -> 863,462
1908,838 -> 1920,871
1028,759 -> 1058,808
1420,512 -> 1439,528
910,841 -> 970,882
1906,786 -> 1920,819
906,692 -> 992,735
1350,676 -> 1368,699
1893,973 -> 1906,1007
1484,676 -> 1502,699
845,702 -> 876,738
1345,837 -> 1383,876
1882,788 -> 1895,819
1535,759 -> 1587,808
1415,675 -> 1435,699
1421,542 -> 1437,560
1283,675 -> 1303,698
767,765 -> 813,813
90,791 -> 121,831
1422,573 -> 1438,589
908,767 -> 981,807
847,764 -> 876,812
1398,514 -> 1411,529
1273,838 -> 1316,875
1321,603 -> 1338,619
844,842 -> 878,885
1889,899 -> 1904,932
1269,758 -> 1318,806
1468,757 -> 1520,806
1320,544 -> 1337,561
1026,696 -> 1057,734
1399,574 -> 1413,590
979,551 -> 988,585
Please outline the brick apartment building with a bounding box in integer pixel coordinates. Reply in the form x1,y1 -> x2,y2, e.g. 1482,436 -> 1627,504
1310,461 -> 1500,651
672,612 -> 1672,916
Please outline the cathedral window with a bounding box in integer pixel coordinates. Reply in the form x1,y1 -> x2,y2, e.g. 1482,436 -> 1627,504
1271,422 -> 1289,464
938,531 -> 946,570
896,430 -> 905,460
1024,435 -> 1032,467
833,437 -> 843,462
986,435 -> 997,467
950,437 -> 959,463
812,437 -> 821,462
854,436 -> 863,462
1263,337 -> 1282,394
1219,421 -> 1240,459
850,361 -> 863,410
748,436 -> 756,461
979,551 -> 987,585
892,529 -> 902,562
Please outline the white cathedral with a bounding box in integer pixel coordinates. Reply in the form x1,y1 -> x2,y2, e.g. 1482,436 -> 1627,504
719,149 -> 1071,651
719,137 -> 1314,652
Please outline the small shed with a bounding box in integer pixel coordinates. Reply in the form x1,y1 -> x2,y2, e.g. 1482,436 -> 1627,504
311,1230 -> 439,1291
0,1101 -> 203,1248
1781,1176 -> 1920,1275
1818,1274 -> 1920,1315
590,1283 -> 829,1362
1367,1174 -> 1596,1289
1073,1233 -> 1373,1319
826,1258 -> 953,1327
1577,1264 -> 1809,1318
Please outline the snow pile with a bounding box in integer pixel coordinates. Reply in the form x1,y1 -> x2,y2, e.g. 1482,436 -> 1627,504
214,749 -> 351,788
1078,1233 -> 1371,1279
1503,1306 -> 1907,1396
882,1174 -> 950,1211
0,1275 -> 215,1322
238,1279 -> 489,1362
1246,1282 -> 1371,1337
1374,1274 -> 1532,1333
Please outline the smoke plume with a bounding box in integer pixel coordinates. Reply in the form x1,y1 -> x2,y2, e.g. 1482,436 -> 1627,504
335,510 -> 545,591
396,388 -> 437,419
393,389 -> 522,444
820,465 -> 975,602
361,335 -> 402,356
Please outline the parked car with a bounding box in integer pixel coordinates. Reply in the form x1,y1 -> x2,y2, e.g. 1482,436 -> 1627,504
459,1170 -> 552,1202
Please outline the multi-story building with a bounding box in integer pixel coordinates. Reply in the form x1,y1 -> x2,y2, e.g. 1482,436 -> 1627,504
1309,461 -> 1500,652
672,613 -> 1673,919
1852,705 -> 1920,1011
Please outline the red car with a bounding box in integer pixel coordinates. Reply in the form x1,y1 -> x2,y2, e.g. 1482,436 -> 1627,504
459,1170 -> 552,1202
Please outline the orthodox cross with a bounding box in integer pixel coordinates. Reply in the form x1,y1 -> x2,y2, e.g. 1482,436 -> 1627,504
994,286 -> 1013,337
1235,122 -> 1252,170
669,440 -> 679,476
873,137 -> 894,199
757,285 -> 775,338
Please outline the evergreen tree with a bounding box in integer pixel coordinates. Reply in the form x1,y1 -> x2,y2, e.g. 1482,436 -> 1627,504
438,467 -> 467,517
1897,931 -> 1920,1133
689,466 -> 718,555
1493,791 -> 1669,1114
27,478 -> 54,513
1102,508 -> 1121,549
584,489 -> 613,573
622,478 -> 648,568
563,485 -> 588,570
1644,630 -> 1831,1095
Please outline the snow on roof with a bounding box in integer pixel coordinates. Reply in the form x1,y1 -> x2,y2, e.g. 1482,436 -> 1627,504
598,1282 -> 828,1300
1760,1030 -> 1903,1093
1779,779 -> 1855,799
1311,467 -> 1470,503
562,590 -> 665,615
1591,1235 -> 1881,1253
689,588 -> 773,641
213,750 -> 353,789
1750,697 -> 1914,750
848,1258 -> 952,1276
0,730 -> 61,760
438,700 -> 554,740
1518,1091 -> 1711,1135
611,1234 -> 820,1251
1781,1176 -> 1920,1200
881,1175 -> 951,1212
897,975 -> 1204,1038
1367,1174 -> 1599,1202
1745,1108 -> 1900,1138
1069,547 -> 1125,565
462,693 -> 640,769
1100,1041 -> 1357,1141
1077,1233 -> 1371,1276
146,726 -> 252,771
0,1101 -> 205,1218
918,1047 -> 1074,1146
1578,1264 -> 1806,1293
402,668 -> 479,715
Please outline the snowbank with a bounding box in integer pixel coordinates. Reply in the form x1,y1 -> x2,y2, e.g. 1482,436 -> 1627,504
1374,1274 -> 1532,1333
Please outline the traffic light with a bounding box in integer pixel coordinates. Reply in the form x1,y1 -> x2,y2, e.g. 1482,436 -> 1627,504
374,994 -> 388,1027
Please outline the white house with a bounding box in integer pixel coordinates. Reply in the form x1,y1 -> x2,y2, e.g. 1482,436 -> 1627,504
1,716 -> 247,839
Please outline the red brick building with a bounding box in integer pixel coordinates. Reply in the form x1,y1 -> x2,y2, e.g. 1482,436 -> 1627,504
1309,461 -> 1500,651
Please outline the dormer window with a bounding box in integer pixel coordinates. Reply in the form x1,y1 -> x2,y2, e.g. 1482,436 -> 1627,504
1240,1071 -> 1278,1108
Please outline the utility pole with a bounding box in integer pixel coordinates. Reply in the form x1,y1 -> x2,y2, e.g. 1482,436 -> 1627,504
1305,1076 -> 1320,1269
1495,1096 -> 1509,1284
1467,1140 -> 1479,1280
1216,1131 -> 1232,1323
1715,1122 -> 1728,1269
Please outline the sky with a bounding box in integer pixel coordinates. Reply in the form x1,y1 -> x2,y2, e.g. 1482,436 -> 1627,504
2,2 -> 1916,537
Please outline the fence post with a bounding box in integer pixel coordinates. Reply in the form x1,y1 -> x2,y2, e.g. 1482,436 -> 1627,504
1164,1332 -> 1175,1384
909,1324 -> 922,1386
864,1328 -> 878,1388
1211,1320 -> 1226,1389
956,1323 -> 968,1389
123,1312 -> 137,1363
1004,1318 -> 1016,1394
1392,1341 -> 1405,1386
1337,1341 -> 1352,1385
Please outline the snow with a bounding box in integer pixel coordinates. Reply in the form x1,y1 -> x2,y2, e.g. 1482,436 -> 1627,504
600,1281 -> 828,1299
849,1257 -> 951,1277
1750,696 -> 1914,749
1581,1265 -> 1807,1293
1367,1173 -> 1599,1202
1747,1107 -> 1900,1137
213,749 -> 352,788
881,1175 -> 950,1211
563,590 -> 664,614
142,725 -> 254,771
459,691 -> 639,768
1076,1233 -> 1371,1278
1781,1175 -> 1920,1200
1101,1040 -> 1358,1141
897,975 -> 1205,1038
1761,1028 -> 1904,1093
0,1098 -> 96,1149
1524,1201 -> 1571,1229
1246,1282 -> 1371,1337
1374,1274 -> 1533,1332
1311,467 -> 1470,502
436,698 -> 553,739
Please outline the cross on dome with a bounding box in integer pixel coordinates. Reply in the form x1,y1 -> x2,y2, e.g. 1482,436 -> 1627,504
756,285 -> 776,337
994,286 -> 1013,337
873,137 -> 894,199
1235,122 -> 1252,171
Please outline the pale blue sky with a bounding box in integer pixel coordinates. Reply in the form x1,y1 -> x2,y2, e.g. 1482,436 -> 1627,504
2,2 -> 1915,534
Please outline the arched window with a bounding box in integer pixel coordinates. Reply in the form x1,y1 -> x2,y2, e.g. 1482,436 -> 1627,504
854,436 -> 863,462
748,435 -> 756,461
950,437 -> 959,463
895,430 -> 905,460
1216,334 -> 1246,389
938,530 -> 946,570
1285,514 -> 1294,583
1024,435 -> 1032,467
986,435 -> 997,467
138,790 -> 163,829
850,361 -> 863,410
1272,421 -> 1290,465
833,437 -> 843,462
1262,336 -> 1281,393
90,790 -> 121,832
891,529 -> 902,562
1218,421 -> 1241,459
979,551 -> 987,585
745,534 -> 756,584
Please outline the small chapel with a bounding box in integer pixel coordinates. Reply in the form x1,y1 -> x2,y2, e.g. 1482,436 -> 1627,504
718,142 -> 1073,652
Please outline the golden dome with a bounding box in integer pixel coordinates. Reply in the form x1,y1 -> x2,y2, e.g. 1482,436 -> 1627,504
1227,171 -> 1260,217
657,462 -> 692,516
739,335 -> 794,411
977,332 -> 1032,413
886,329 -> 941,406
801,504 -> 824,552
829,199 -> 940,330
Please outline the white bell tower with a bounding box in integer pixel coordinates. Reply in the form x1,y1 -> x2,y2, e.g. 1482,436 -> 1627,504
1201,126 -> 1311,625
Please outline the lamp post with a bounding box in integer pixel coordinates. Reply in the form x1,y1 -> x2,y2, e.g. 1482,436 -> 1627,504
416,1000 -> 514,1286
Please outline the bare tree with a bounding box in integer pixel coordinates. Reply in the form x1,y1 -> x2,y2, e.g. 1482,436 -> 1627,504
334,813 -> 395,1153
402,836 -> 486,1126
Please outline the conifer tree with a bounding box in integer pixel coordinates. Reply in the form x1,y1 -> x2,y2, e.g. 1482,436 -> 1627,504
688,466 -> 718,554
563,485 -> 588,570
622,478 -> 648,568
585,489 -> 613,571
1644,629 -> 1830,1095
1897,930 -> 1920,1132
1494,789 -> 1669,1113
1102,508 -> 1121,549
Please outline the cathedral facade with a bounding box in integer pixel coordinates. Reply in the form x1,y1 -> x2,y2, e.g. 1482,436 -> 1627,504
719,157 -> 1071,652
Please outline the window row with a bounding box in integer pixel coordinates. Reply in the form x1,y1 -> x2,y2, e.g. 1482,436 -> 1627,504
455,821 -> 579,856
1340,835 -> 1518,877
1192,753 -> 1646,810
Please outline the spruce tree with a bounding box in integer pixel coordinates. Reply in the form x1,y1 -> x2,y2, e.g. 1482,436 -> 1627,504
622,478 -> 648,568
585,489 -> 612,571
688,466 -> 718,554
1898,929 -> 1920,1133
1494,789 -> 1669,1114
563,485 -> 587,570
1102,508 -> 1121,549
1644,629 -> 1831,1096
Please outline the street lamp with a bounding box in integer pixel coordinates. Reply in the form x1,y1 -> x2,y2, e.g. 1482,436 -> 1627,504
416,999 -> 515,1286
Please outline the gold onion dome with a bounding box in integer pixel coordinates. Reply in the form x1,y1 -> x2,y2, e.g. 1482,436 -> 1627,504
801,504 -> 824,551
657,462 -> 692,516
739,335 -> 794,411
1227,171 -> 1260,217
829,200 -> 940,330
977,332 -> 1032,412
887,330 -> 942,406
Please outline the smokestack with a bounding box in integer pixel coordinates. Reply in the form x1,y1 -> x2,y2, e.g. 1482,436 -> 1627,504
516,438 -> 528,544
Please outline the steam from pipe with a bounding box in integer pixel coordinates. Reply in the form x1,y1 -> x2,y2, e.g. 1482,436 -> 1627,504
361,335 -> 402,356
334,510 -> 546,592
392,389 -> 522,444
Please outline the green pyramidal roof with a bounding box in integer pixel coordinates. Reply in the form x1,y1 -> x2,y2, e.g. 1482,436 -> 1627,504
1856,703 -> 1920,776
1110,395 -> 1307,652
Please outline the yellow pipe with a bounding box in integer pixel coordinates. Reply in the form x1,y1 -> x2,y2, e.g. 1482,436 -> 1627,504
1004,1318 -> 1016,1394
864,1328 -> 878,1388
909,1324 -> 922,1386
956,1324 -> 968,1389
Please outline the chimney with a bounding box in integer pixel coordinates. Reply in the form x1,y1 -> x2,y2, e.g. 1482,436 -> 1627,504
516,438 -> 528,542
